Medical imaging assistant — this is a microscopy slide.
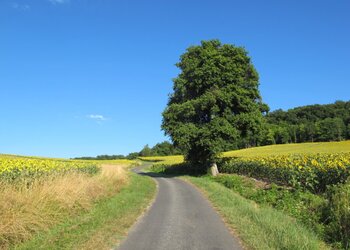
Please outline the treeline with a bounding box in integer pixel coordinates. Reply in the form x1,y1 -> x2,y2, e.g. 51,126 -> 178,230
129,141 -> 183,158
264,100 -> 350,145
74,155 -> 127,160
74,141 -> 182,160
138,141 -> 183,157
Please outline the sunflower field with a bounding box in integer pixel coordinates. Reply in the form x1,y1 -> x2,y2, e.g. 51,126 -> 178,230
220,152 -> 350,193
0,155 -> 99,182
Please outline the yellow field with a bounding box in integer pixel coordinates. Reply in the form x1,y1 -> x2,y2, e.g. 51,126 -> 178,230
139,155 -> 184,165
0,153 -> 134,247
141,141 -> 350,163
0,163 -> 128,248
222,141 -> 350,192
80,159 -> 137,165
141,141 -> 350,192
0,154 -> 136,182
223,140 -> 350,158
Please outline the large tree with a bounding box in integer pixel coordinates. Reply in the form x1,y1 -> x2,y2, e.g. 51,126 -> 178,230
162,40 -> 267,175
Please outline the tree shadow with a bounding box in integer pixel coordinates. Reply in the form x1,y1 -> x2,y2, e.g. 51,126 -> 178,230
132,162 -> 206,179
139,171 -> 179,178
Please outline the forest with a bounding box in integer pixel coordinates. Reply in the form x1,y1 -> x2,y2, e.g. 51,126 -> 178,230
265,100 -> 350,145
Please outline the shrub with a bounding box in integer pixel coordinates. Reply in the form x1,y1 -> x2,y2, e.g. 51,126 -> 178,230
324,179 -> 350,249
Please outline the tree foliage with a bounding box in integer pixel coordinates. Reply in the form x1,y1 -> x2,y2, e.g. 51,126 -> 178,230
151,141 -> 183,156
138,141 -> 183,157
266,100 -> 350,144
74,154 -> 126,160
139,144 -> 153,157
162,40 -> 267,168
73,141 -> 181,160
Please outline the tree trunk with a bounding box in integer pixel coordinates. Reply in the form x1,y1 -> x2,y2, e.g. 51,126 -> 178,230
210,163 -> 219,176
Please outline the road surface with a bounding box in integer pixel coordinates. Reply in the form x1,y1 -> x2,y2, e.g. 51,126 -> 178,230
117,164 -> 242,250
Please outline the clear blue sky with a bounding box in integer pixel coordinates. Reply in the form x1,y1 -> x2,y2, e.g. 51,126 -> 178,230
1,0 -> 349,158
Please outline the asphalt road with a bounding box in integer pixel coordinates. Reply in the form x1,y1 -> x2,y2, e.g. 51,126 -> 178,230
117,164 -> 242,250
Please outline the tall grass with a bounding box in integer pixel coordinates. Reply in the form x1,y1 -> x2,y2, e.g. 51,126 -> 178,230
15,172 -> 156,250
0,164 -> 127,249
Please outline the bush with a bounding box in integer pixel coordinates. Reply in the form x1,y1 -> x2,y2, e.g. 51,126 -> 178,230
324,179 -> 350,249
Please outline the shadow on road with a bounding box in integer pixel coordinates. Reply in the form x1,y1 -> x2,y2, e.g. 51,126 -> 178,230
131,163 -> 209,185
132,166 -> 179,179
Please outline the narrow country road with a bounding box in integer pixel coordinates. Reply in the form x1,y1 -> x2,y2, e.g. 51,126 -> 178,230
117,164 -> 242,250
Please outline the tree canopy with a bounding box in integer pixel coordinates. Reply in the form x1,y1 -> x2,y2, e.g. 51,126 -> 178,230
265,100 -> 350,144
139,141 -> 183,157
162,40 -> 267,169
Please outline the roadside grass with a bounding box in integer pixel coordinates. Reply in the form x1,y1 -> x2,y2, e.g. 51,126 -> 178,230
13,171 -> 156,250
212,174 -> 326,236
184,176 -> 329,250
1,164 -> 128,248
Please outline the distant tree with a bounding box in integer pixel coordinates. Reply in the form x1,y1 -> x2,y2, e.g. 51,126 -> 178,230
275,126 -> 291,144
126,152 -> 139,160
151,141 -> 183,156
316,118 -> 346,141
139,144 -> 152,157
96,154 -> 125,160
287,125 -> 298,143
267,100 -> 350,144
73,156 -> 95,160
162,40 -> 267,175
267,109 -> 286,124
304,122 -> 317,142
74,154 -> 126,160
267,100 -> 350,126
261,127 -> 276,146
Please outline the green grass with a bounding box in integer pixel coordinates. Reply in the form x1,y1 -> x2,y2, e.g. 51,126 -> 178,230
13,172 -> 156,250
184,176 -> 328,250
212,174 -> 326,235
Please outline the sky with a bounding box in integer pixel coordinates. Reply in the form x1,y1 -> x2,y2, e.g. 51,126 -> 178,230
1,0 -> 349,158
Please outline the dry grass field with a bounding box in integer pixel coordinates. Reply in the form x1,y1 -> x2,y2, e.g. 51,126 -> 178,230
0,162 -> 128,248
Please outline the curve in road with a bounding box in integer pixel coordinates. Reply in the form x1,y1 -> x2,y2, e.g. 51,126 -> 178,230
117,164 -> 242,250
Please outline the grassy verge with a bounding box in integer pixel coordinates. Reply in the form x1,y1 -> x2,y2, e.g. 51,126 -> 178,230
12,171 -> 156,250
1,165 -> 127,248
212,174 -> 326,235
182,176 -> 328,250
